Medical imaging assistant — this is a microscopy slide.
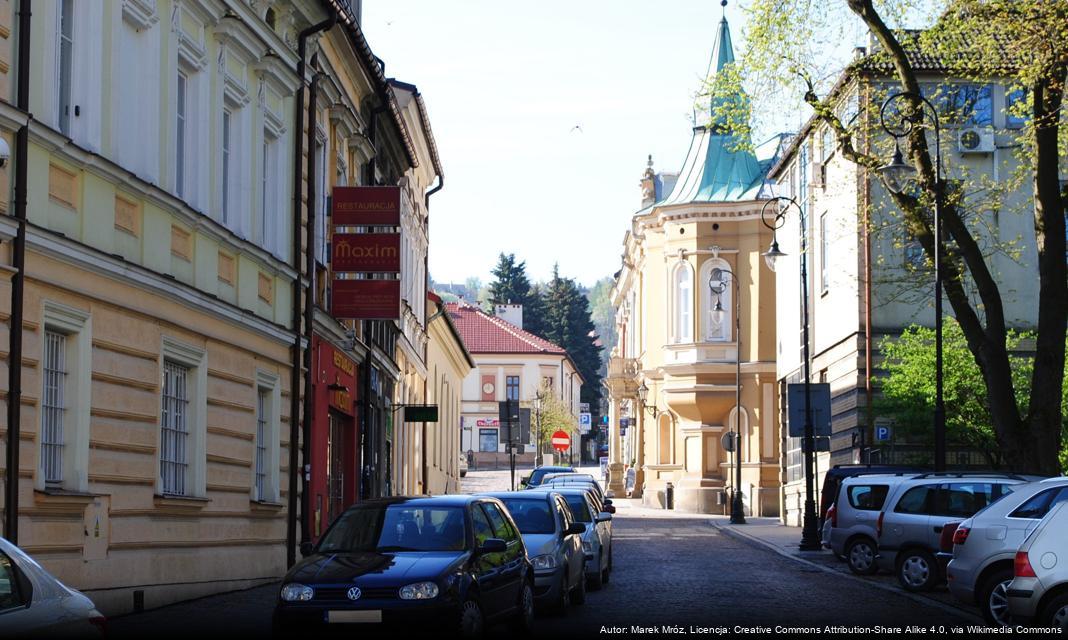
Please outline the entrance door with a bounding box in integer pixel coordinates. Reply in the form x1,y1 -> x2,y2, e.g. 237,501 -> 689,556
327,413 -> 345,524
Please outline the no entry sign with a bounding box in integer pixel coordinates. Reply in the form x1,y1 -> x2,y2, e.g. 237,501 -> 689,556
551,430 -> 571,452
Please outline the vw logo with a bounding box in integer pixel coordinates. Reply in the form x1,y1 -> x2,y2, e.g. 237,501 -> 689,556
346,586 -> 362,601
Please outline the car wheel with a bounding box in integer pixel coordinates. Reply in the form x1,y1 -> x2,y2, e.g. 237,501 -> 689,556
979,568 -> 1014,627
571,567 -> 587,605
1041,592 -> 1068,632
897,550 -> 938,592
846,538 -> 878,576
509,581 -> 535,633
588,554 -> 604,591
458,598 -> 485,638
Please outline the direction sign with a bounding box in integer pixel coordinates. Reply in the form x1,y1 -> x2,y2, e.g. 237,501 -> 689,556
551,430 -> 571,452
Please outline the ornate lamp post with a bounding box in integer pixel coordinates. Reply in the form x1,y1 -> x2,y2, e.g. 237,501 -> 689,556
709,265 -> 745,524
761,195 -> 820,550
878,91 -> 946,472
636,381 -> 659,420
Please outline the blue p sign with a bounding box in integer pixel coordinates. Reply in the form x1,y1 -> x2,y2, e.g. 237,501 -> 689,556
876,426 -> 891,442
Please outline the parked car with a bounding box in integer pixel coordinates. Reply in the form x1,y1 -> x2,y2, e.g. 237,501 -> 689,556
520,466 -> 575,489
480,491 -> 586,612
1008,500 -> 1068,630
0,536 -> 106,638
827,473 -> 920,575
541,476 -> 607,506
531,487 -> 613,590
818,464 -> 929,529
947,477 -> 1068,626
459,453 -> 469,478
875,473 -> 1035,592
272,496 -> 534,636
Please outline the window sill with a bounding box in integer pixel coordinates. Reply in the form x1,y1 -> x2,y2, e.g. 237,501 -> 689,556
33,489 -> 100,510
250,500 -> 285,511
154,494 -> 210,510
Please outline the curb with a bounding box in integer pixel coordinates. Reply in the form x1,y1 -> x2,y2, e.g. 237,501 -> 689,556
709,520 -> 984,624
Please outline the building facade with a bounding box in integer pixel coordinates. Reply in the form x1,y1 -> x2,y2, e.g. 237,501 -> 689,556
604,13 -> 783,515
448,302 -> 584,468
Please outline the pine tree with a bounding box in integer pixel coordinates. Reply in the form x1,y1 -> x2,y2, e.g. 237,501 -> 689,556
539,265 -> 604,407
487,253 -> 532,306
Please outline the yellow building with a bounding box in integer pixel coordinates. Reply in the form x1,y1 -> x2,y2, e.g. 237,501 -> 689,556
423,293 -> 475,494
605,13 -> 783,515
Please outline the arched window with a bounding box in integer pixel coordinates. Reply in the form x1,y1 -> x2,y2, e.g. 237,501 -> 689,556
658,413 -> 673,464
701,258 -> 732,342
265,8 -> 276,30
672,261 -> 694,343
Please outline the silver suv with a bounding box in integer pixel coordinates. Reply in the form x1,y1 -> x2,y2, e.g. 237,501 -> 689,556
876,473 -> 1032,592
1008,501 -> 1068,630
947,478 -> 1068,626
828,474 -> 919,575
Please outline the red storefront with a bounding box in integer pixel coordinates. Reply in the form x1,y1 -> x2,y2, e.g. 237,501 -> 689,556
310,336 -> 359,541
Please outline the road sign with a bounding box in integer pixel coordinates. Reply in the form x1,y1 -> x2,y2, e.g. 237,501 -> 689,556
579,413 -> 591,434
876,425 -> 892,442
404,405 -> 438,422
551,430 -> 571,452
787,383 -> 832,438
721,431 -> 737,453
579,403 -> 590,414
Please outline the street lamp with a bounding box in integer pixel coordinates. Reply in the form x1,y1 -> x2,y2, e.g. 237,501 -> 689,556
760,195 -> 821,551
709,266 -> 745,525
878,91 -> 946,472
636,381 -> 659,420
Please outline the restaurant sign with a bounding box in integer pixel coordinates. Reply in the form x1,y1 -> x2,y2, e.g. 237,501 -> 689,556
332,234 -> 401,272
331,279 -> 400,321
332,186 -> 400,227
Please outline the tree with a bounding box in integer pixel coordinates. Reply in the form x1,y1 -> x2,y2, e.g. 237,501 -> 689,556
488,253 -> 533,306
727,0 -> 1067,474
540,265 -> 604,408
587,277 -> 619,379
530,381 -> 578,448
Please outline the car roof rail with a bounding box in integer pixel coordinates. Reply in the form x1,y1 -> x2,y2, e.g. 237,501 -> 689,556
910,471 -> 1031,481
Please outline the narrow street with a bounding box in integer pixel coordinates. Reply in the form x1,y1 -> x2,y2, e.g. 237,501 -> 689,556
108,470 -> 970,638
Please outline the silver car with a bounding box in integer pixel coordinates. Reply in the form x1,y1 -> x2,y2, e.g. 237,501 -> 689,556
0,537 -> 106,637
827,474 -> 917,575
876,474 -> 1030,592
947,477 -> 1068,626
1007,501 -> 1068,630
535,487 -> 613,590
482,491 -> 586,612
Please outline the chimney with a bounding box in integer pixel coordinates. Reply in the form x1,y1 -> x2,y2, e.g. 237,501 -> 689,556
495,304 -> 523,329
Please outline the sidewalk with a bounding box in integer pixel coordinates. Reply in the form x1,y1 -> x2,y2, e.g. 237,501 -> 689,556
708,516 -> 984,623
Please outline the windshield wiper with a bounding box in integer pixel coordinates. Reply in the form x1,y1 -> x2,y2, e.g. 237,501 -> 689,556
376,545 -> 422,552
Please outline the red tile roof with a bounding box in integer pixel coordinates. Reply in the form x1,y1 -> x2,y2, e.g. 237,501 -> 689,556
445,301 -> 567,355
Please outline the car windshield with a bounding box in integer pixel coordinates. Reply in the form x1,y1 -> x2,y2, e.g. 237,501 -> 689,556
562,494 -> 592,522
501,498 -> 555,534
318,505 -> 467,553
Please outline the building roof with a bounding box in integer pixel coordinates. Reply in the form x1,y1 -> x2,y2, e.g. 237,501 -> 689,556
445,302 -> 567,356
656,12 -> 773,206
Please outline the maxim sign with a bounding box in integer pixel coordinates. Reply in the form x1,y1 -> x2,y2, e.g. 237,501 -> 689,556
332,234 -> 401,272
331,186 -> 400,226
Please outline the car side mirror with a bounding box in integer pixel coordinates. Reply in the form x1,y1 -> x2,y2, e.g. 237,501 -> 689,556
604,505 -> 616,514
521,476 -> 530,485
596,513 -> 613,523
299,541 -> 315,557
566,523 -> 586,536
604,499 -> 613,506
478,538 -> 507,554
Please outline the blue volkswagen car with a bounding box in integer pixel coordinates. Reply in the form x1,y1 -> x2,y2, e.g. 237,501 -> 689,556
272,496 -> 534,637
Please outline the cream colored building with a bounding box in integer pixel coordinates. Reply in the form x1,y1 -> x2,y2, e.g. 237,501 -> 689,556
605,14 -> 783,515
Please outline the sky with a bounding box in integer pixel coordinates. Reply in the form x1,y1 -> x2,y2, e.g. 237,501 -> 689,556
360,1 -> 846,288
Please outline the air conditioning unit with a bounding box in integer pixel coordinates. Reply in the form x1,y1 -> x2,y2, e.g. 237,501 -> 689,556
809,161 -> 825,188
957,127 -> 994,154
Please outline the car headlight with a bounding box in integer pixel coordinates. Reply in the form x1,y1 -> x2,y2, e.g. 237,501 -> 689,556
280,583 -> 314,602
399,581 -> 440,600
531,554 -> 558,571
582,542 -> 593,555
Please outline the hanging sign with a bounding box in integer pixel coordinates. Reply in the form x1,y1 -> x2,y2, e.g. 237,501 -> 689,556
332,186 -> 400,226
331,279 -> 400,320
332,234 -> 401,272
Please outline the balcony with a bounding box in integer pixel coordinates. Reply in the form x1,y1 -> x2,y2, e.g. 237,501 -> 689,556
604,357 -> 640,396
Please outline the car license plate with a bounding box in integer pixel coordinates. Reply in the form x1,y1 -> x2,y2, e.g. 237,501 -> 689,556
327,610 -> 383,623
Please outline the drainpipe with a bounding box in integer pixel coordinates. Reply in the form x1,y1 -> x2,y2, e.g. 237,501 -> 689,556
287,13 -> 335,568
4,0 -> 31,544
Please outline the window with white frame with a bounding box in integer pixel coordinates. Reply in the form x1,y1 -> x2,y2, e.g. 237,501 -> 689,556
820,212 -> 829,293
40,331 -> 67,486
56,0 -> 74,137
39,302 -> 91,493
672,261 -> 693,343
216,35 -> 252,237
159,338 -> 207,498
314,134 -> 328,265
260,132 -> 279,251
176,71 -> 188,197
222,108 -> 233,225
174,6 -> 208,208
113,2 -> 161,181
253,370 -> 280,503
701,258 -> 732,342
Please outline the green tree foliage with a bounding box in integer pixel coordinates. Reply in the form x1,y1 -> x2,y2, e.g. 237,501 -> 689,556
587,277 -> 619,378
539,265 -> 604,408
530,381 -> 578,448
726,0 -> 1068,474
488,253 -> 533,306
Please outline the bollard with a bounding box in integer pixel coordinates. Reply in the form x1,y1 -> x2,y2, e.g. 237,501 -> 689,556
665,482 -> 675,510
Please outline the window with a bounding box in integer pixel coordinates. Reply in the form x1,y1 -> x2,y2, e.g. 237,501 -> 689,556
261,133 -> 279,251
471,505 -> 494,546
895,486 -> 933,514
820,212 -> 829,293
40,331 -> 67,486
0,552 -> 27,612
932,482 -> 1010,517
176,71 -> 187,197
57,0 -> 74,136
160,361 -> 190,496
314,137 -> 328,265
1006,88 -> 1028,129
255,388 -> 269,501
673,262 -> 693,343
847,485 -> 889,511
922,83 -> 993,126
481,503 -> 517,542
222,109 -> 232,224
479,428 -> 497,452
821,127 -> 834,162
1010,487 -> 1068,519
506,375 -> 520,401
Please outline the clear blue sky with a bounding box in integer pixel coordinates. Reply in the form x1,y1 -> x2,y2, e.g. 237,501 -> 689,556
362,1 -> 795,287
